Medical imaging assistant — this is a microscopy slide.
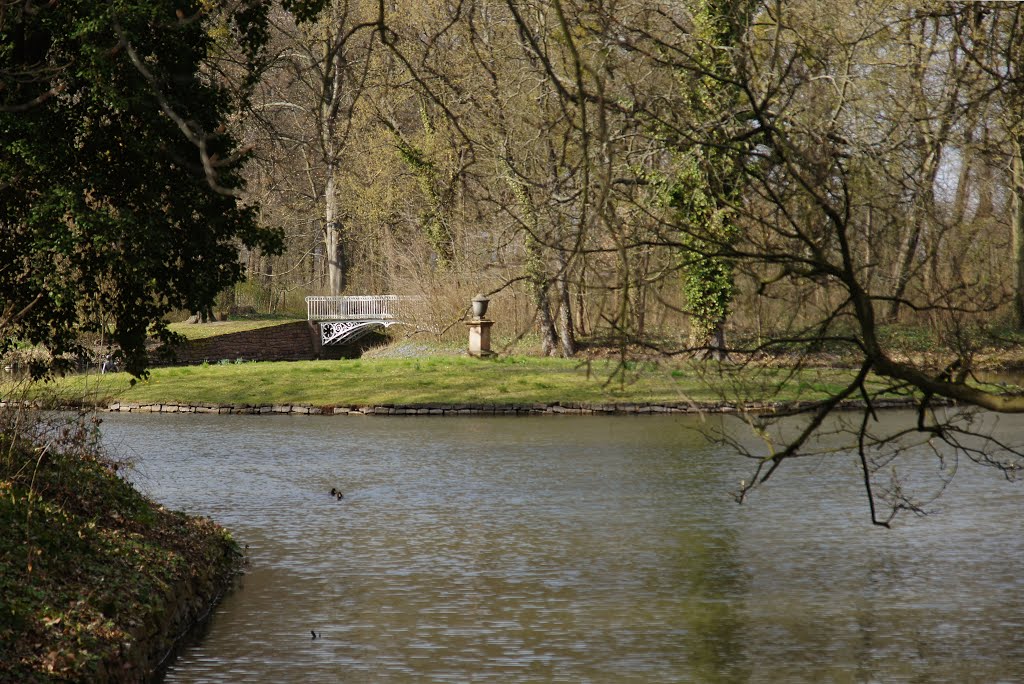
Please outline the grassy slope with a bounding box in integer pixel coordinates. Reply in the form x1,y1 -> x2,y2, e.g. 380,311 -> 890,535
35,356 -> 867,408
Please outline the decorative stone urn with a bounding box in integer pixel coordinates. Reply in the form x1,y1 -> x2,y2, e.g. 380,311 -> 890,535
471,294 -> 490,319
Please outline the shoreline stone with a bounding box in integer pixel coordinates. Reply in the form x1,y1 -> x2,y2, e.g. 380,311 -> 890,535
31,396 -> 952,417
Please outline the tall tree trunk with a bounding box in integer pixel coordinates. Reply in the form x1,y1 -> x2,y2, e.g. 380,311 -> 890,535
863,204 -> 874,295
247,248 -> 260,281
320,20 -> 347,297
690,314 -> 728,360
556,251 -> 576,357
632,247 -> 651,339
1012,135 -> 1024,328
709,319 -> 727,361
574,260 -> 588,337
505,166 -> 560,354
887,215 -> 922,321
324,168 -> 345,295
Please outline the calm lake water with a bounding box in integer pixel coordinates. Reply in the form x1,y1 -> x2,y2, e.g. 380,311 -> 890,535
98,412 -> 1024,683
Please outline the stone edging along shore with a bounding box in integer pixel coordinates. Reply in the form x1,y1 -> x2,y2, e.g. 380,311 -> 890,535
0,396 -> 935,415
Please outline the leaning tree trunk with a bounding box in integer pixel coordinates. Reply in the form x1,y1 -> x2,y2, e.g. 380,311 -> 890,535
886,216 -> 923,323
887,150 -> 937,322
887,39 -> 950,323
526,234 -> 559,355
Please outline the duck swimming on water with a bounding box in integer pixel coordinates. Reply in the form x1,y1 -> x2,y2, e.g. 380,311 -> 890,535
330,488 -> 344,500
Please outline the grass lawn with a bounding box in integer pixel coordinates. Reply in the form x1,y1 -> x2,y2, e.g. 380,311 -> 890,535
166,317 -> 304,340
18,356 -> 873,408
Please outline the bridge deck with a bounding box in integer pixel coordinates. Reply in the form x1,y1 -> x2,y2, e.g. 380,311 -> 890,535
305,295 -> 402,346
306,295 -> 400,321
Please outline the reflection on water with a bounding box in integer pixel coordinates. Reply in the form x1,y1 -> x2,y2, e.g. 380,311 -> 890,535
98,413 -> 1024,683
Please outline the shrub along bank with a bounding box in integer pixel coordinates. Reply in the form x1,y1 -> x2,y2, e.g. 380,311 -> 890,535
0,412 -> 242,682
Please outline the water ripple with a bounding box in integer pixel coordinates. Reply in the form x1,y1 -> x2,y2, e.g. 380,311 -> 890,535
97,412 -> 1024,683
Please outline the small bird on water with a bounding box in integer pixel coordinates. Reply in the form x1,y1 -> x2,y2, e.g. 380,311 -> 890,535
330,487 -> 343,500
311,630 -> 319,640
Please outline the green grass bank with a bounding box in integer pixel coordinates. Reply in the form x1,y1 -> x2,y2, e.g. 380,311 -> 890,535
29,356 -> 872,410
0,413 -> 242,682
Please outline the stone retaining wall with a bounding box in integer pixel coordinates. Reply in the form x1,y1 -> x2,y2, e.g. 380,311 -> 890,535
0,397 -> 944,416
158,321 -> 317,364
92,398 -> 926,416
156,321 -> 383,365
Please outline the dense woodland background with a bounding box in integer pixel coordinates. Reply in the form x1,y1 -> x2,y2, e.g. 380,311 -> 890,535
5,0 -> 1024,365
221,0 -> 1024,361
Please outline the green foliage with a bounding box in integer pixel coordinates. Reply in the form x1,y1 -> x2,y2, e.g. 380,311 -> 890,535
876,325 -> 940,354
661,1 -> 758,346
667,152 -> 741,343
392,109 -> 455,268
0,1 -> 328,377
503,164 -> 549,304
281,0 -> 330,23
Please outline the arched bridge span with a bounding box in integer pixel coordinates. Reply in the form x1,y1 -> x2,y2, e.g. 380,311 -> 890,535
306,295 -> 408,346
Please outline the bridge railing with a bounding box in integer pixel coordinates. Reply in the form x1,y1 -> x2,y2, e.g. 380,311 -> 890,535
306,295 -> 401,321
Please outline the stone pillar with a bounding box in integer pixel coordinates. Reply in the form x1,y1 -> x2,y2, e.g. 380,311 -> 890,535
466,319 -> 494,357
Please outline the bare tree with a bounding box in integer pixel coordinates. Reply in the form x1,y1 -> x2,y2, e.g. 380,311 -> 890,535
245,1 -> 383,296
632,0 -> 1024,524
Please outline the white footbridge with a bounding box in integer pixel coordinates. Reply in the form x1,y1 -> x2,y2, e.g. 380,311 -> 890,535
306,295 -> 405,346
